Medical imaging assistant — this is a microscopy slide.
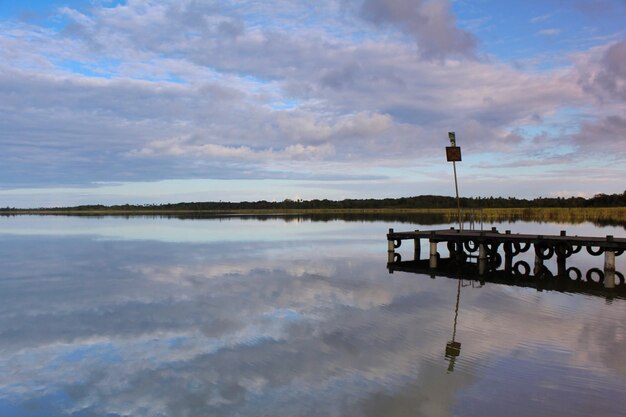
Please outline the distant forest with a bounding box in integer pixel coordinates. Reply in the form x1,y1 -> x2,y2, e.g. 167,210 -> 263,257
4,191 -> 625,212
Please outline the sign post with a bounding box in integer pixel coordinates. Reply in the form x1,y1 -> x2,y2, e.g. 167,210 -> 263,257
446,132 -> 462,230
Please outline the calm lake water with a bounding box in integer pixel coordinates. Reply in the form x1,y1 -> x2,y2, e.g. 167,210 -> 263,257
0,215 -> 625,417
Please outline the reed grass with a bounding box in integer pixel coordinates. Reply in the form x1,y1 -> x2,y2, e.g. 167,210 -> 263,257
455,207 -> 626,225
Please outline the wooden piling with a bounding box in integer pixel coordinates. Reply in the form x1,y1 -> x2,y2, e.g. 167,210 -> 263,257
388,228 -> 395,252
430,240 -> 438,269
504,241 -> 513,273
605,250 -> 616,289
414,231 -> 421,261
478,243 -> 487,275
534,254 -> 543,275
387,228 -> 395,264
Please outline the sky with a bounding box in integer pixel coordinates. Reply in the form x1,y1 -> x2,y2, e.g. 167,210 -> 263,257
0,0 -> 625,207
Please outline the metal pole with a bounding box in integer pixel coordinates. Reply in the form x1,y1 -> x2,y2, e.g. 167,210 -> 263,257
447,132 -> 462,231
452,160 -> 462,230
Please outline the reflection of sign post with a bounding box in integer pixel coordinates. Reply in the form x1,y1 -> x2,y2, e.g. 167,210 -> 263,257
445,279 -> 462,372
446,132 -> 462,230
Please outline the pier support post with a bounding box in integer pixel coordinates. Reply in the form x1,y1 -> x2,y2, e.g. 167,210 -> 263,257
478,243 -> 487,275
414,232 -> 421,261
504,242 -> 513,273
454,242 -> 466,263
604,250 -> 616,289
430,240 -> 438,269
388,228 -> 395,264
534,252 -> 543,275
557,254 -> 566,278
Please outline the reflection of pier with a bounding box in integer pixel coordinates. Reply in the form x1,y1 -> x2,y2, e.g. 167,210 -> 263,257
388,258 -> 626,299
387,227 -> 626,293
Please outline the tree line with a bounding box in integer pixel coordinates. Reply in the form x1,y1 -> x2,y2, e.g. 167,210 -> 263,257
3,191 -> 624,212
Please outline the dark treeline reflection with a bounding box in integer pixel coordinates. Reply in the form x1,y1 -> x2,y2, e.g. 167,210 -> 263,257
155,212 -> 452,225
3,211 -> 624,229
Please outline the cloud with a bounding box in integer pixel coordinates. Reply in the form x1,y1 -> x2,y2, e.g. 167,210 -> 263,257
537,28 -> 561,36
571,115 -> 626,155
530,14 -> 552,24
276,111 -> 394,143
580,38 -> 626,101
0,0 -> 625,200
357,0 -> 476,59
475,155 -> 574,169
132,137 -> 336,161
569,0 -> 624,15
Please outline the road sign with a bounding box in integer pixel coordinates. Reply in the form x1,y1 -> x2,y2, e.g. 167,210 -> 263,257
446,146 -> 462,162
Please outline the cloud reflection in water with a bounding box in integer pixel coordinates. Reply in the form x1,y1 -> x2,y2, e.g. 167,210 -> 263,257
0,218 -> 626,416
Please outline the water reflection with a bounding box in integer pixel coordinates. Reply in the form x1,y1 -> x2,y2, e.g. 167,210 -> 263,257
2,210 -> 625,228
445,280 -> 462,373
388,258 -> 626,300
1,218 -> 626,416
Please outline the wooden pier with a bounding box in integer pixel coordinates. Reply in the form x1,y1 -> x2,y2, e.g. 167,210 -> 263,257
387,227 -> 626,289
